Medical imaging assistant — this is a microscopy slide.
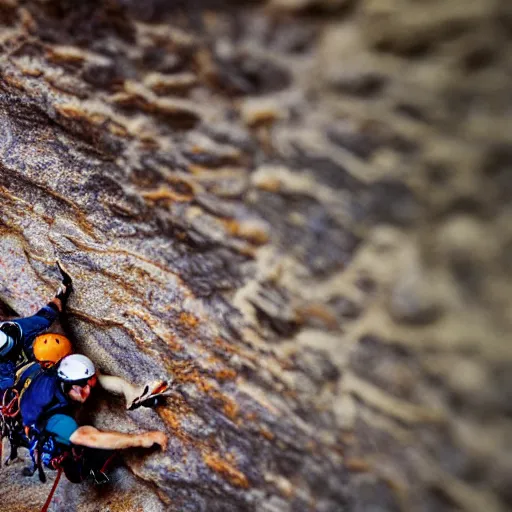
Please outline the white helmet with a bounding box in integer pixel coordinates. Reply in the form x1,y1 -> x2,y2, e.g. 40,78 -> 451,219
0,330 -> 8,350
0,327 -> 14,357
57,354 -> 96,382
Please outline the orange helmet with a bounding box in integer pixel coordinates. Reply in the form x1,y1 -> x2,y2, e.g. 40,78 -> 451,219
33,333 -> 73,364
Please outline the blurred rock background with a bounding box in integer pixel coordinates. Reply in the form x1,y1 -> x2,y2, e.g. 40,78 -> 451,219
0,0 -> 510,510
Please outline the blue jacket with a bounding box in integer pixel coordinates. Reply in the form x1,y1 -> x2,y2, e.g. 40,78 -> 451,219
20,368 -> 71,430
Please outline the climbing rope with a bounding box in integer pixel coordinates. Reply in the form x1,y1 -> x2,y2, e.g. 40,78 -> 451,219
0,389 -> 21,467
40,467 -> 63,512
1,388 -> 20,418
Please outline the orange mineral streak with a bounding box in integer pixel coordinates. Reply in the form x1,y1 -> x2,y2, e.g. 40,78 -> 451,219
296,303 -> 339,329
141,185 -> 193,205
3,174 -> 100,243
222,219 -> 269,246
214,368 -> 237,382
46,46 -> 86,65
145,72 -> 197,95
203,452 -> 249,489
214,337 -> 238,355
55,103 -> 106,124
3,72 -> 29,92
214,337 -> 261,367
221,397 -> 239,421
254,176 -> 281,193
188,163 -> 212,175
44,74 -> 88,99
244,108 -> 280,128
345,458 -> 372,473
167,360 -> 240,422
128,308 -> 182,352
172,366 -> 214,392
179,311 -> 200,329
108,122 -> 129,138
159,407 -> 190,443
55,104 -> 129,138
259,427 -> 275,440
17,65 -> 44,78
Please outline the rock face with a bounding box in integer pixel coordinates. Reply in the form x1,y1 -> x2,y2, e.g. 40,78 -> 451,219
0,0 -> 511,511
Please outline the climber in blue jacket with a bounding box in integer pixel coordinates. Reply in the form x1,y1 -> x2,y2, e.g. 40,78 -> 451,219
0,262 -> 72,393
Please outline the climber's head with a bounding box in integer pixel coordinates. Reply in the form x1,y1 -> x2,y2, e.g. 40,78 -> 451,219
0,327 -> 14,358
57,354 -> 97,403
33,333 -> 73,368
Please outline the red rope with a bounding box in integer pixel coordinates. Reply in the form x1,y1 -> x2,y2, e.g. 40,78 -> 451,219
1,389 -> 19,418
40,467 -> 63,512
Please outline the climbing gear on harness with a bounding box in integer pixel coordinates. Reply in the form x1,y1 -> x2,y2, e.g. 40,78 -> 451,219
33,334 -> 72,365
37,447 -> 116,511
57,354 -> 95,382
128,381 -> 170,410
1,387 -> 20,419
27,429 -> 116,487
0,388 -> 28,467
36,445 -> 116,509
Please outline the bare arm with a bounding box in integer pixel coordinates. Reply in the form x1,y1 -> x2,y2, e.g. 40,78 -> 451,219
97,371 -> 168,409
97,372 -> 139,403
69,425 -> 167,451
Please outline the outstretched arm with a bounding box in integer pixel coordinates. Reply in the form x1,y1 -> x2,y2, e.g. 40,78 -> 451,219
97,372 -> 139,405
70,425 -> 167,451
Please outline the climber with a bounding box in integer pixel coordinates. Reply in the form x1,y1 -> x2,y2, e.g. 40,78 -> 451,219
5,262 -> 167,410
16,332 -> 169,410
3,331 -> 168,469
19,354 -> 167,485
0,334 -> 74,466
0,261 -> 72,394
1,263 -> 168,468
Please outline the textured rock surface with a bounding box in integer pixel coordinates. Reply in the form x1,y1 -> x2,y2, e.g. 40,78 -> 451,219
0,0 -> 511,511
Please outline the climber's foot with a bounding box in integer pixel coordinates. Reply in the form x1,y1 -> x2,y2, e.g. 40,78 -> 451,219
22,465 -> 36,477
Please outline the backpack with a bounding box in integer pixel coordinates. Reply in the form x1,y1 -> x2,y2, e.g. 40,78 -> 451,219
20,368 -> 70,430
15,361 -> 42,396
